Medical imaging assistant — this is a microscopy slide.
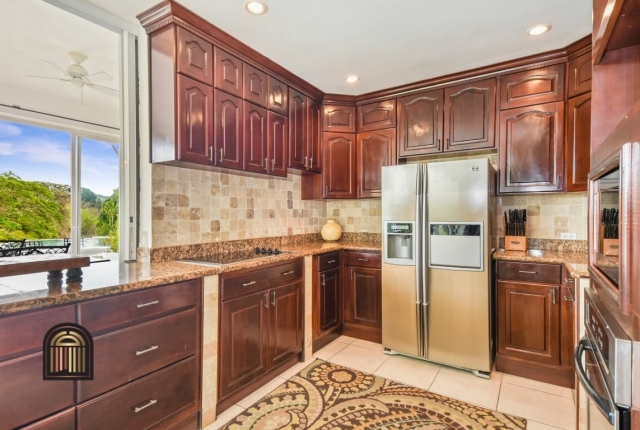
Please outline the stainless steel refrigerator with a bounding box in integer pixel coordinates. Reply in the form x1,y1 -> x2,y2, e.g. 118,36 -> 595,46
381,159 -> 494,375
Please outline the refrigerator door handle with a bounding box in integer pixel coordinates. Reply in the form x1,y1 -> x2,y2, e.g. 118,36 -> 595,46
421,164 -> 429,358
415,170 -> 424,357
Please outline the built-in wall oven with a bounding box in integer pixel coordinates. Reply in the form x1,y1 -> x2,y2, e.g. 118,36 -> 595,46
575,287 -> 632,429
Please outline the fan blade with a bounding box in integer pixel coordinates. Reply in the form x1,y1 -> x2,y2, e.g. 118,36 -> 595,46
40,59 -> 69,77
86,83 -> 118,97
26,75 -> 71,82
85,71 -> 113,83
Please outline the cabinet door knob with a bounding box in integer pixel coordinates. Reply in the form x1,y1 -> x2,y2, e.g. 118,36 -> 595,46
272,159 -> 276,171
310,156 -> 314,168
271,291 -> 276,306
321,273 -> 325,287
264,158 -> 269,171
552,288 -> 557,304
219,148 -> 224,164
209,146 -> 214,162
304,156 -> 308,169
264,292 -> 269,308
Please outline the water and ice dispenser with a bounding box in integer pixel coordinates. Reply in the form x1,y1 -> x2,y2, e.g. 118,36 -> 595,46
384,222 -> 415,265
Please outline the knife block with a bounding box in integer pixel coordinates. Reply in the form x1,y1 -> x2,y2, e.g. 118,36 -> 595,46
602,239 -> 619,256
505,235 -> 527,252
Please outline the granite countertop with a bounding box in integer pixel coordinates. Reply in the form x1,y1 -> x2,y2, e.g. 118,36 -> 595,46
0,240 -> 381,316
493,249 -> 589,278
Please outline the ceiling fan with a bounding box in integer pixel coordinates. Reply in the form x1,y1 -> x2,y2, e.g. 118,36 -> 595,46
26,51 -> 118,104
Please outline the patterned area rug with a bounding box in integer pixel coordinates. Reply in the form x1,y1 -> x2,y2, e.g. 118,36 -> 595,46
220,359 -> 526,429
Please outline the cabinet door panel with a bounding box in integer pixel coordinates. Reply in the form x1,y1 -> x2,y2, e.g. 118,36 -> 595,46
499,101 -> 564,193
214,89 -> 244,170
176,27 -> 213,85
398,90 -> 443,157
243,102 -> 268,174
21,408 -> 76,430
444,78 -> 496,152
288,89 -> 307,170
323,105 -> 356,133
497,281 -> 560,365
267,111 -> 288,177
219,292 -> 269,401
177,75 -> 213,164
269,281 -> 302,368
568,52 -> 592,98
565,93 -> 591,192
500,65 -> 565,109
267,76 -> 288,115
243,63 -> 268,108
307,98 -> 322,173
318,268 -> 341,334
356,129 -> 396,198
345,267 -> 382,328
357,100 -> 396,132
323,132 -> 356,199
214,47 -> 242,97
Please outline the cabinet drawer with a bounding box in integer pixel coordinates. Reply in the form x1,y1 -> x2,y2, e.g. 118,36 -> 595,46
0,305 -> 75,360
0,353 -> 74,430
497,261 -> 562,284
344,251 -> 381,268
77,357 -> 197,430
78,308 -> 197,402
21,408 -> 75,430
269,259 -> 303,286
318,252 -> 340,271
221,268 -> 270,301
78,280 -> 197,334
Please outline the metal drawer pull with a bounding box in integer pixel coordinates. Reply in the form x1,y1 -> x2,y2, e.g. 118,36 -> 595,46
327,260 -> 336,264
357,258 -> 369,262
281,270 -> 295,276
564,296 -> 575,302
564,278 -> 575,283
552,289 -> 557,304
134,399 -> 157,413
321,273 -> 325,287
135,345 -> 159,356
264,292 -> 269,308
518,270 -> 537,274
271,291 -> 276,306
137,300 -> 159,308
243,281 -> 256,287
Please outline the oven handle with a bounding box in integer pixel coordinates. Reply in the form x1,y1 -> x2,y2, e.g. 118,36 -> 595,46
574,337 -> 615,425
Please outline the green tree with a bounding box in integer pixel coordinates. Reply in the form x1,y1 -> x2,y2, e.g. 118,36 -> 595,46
97,189 -> 118,235
81,208 -> 98,237
81,187 -> 99,208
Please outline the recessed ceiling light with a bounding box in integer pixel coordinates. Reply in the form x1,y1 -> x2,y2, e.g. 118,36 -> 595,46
345,75 -> 359,84
527,24 -> 551,36
245,1 -> 267,15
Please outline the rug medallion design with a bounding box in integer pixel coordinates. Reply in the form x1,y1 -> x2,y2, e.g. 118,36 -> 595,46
220,359 -> 526,429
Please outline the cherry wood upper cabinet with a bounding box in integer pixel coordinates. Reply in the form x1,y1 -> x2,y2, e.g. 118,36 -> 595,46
214,47 -> 243,97
243,63 -> 268,108
499,101 -> 565,194
323,133 -> 356,199
567,52 -> 592,98
267,111 -> 288,177
500,65 -> 565,110
323,105 -> 356,133
267,76 -> 288,115
307,98 -> 322,173
565,92 -> 592,192
357,100 -> 397,132
357,129 -> 396,198
243,102 -> 268,174
444,78 -> 496,152
397,90 -> 444,157
176,27 -> 213,86
214,89 -> 244,170
288,88 -> 307,170
177,75 -> 213,165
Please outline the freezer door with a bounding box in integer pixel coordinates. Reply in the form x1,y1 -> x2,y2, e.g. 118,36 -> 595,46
382,164 -> 418,222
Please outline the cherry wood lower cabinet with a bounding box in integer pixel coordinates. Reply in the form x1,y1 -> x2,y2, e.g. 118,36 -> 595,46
496,261 -> 575,388
343,251 -> 383,343
218,259 -> 303,413
312,252 -> 342,351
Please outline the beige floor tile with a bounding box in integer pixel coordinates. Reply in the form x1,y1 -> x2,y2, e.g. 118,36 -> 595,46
236,377 -> 287,409
204,405 -> 245,430
502,374 -> 573,399
429,366 -> 502,410
314,339 -> 348,360
374,354 -> 441,391
334,335 -> 357,344
526,421 -> 564,429
352,338 -> 384,352
498,383 -> 576,430
327,344 -> 390,373
276,359 -> 315,380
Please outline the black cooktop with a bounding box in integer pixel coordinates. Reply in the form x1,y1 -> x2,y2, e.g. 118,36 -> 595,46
179,247 -> 286,266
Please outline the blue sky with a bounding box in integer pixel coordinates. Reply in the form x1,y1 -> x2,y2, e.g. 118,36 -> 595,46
0,119 -> 119,196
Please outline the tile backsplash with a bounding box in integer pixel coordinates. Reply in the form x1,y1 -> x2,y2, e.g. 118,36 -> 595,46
324,200 -> 382,233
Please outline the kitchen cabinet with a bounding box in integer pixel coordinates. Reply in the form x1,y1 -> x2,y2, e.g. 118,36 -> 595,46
343,251 -> 382,343
267,76 -> 288,115
499,65 -> 565,109
356,129 -> 396,198
397,90 -> 444,157
322,132 -> 356,199
565,92 -> 592,192
323,104 -> 356,133
567,52 -> 592,98
21,408 -> 76,430
443,78 -> 496,152
267,111 -> 288,177
243,102 -> 268,174
496,261 -> 574,388
243,63 -> 268,108
218,260 -> 303,412
307,98 -> 323,173
288,88 -> 307,170
214,47 -> 243,97
176,27 -> 213,86
312,252 -> 342,351
214,89 -> 244,170
357,100 -> 397,132
498,101 -> 565,194
177,75 -> 214,165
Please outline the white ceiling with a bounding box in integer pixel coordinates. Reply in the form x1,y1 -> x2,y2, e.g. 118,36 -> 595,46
86,0 -> 591,95
0,0 -> 120,129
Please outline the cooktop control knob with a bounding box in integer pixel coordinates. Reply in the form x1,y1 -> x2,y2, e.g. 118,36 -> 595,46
274,249 -> 281,255
255,247 -> 261,254
267,248 -> 273,255
261,248 -> 267,254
